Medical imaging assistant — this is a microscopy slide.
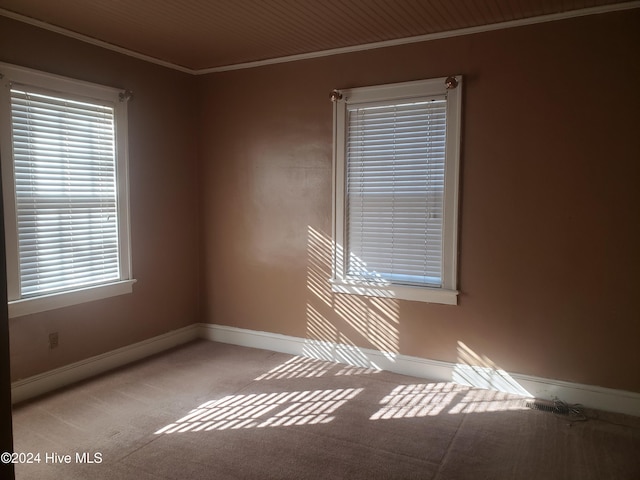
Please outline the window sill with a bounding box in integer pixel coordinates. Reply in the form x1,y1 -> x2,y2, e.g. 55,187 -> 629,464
8,279 -> 137,318
331,279 -> 458,305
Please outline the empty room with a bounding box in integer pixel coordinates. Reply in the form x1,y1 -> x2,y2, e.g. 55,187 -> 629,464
0,1 -> 639,479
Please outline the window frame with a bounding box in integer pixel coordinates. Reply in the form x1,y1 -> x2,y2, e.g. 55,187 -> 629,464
0,62 -> 135,318
331,76 -> 462,305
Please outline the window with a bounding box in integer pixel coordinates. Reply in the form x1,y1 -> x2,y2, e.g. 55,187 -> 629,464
331,77 -> 461,305
0,63 -> 134,317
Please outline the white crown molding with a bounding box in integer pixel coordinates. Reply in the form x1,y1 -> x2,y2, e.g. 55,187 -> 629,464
0,8 -> 195,74
197,2 -> 640,73
2,2 -> 639,75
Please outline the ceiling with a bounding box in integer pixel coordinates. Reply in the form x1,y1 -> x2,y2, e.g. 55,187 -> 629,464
0,0 -> 636,72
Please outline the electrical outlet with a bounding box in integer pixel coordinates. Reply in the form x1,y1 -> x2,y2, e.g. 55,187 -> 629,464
49,332 -> 59,349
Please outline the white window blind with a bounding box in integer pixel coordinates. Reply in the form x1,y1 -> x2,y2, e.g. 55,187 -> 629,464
346,98 -> 446,287
332,76 -> 461,305
10,88 -> 121,297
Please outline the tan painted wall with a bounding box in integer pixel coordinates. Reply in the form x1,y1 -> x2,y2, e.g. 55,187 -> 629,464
199,11 -> 640,392
1,10 -> 638,394
0,17 -> 201,381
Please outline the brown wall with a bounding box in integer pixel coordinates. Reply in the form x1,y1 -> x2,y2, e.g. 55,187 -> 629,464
0,17 -> 202,381
199,11 -> 640,392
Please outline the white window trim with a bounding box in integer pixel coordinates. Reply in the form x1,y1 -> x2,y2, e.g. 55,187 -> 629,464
331,77 -> 462,305
7,280 -> 136,318
0,62 -> 135,317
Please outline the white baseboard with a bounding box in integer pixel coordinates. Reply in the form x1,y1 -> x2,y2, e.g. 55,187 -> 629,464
11,322 -> 640,417
200,323 -> 640,417
11,324 -> 200,404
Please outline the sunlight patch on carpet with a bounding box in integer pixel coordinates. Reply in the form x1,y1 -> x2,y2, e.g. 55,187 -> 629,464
255,356 -> 335,381
255,355 -> 378,381
155,388 -> 363,434
370,383 -> 529,420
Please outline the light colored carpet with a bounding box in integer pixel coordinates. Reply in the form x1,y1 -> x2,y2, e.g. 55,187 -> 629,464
11,340 -> 640,479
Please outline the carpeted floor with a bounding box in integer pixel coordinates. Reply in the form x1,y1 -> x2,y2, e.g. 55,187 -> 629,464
11,340 -> 640,479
